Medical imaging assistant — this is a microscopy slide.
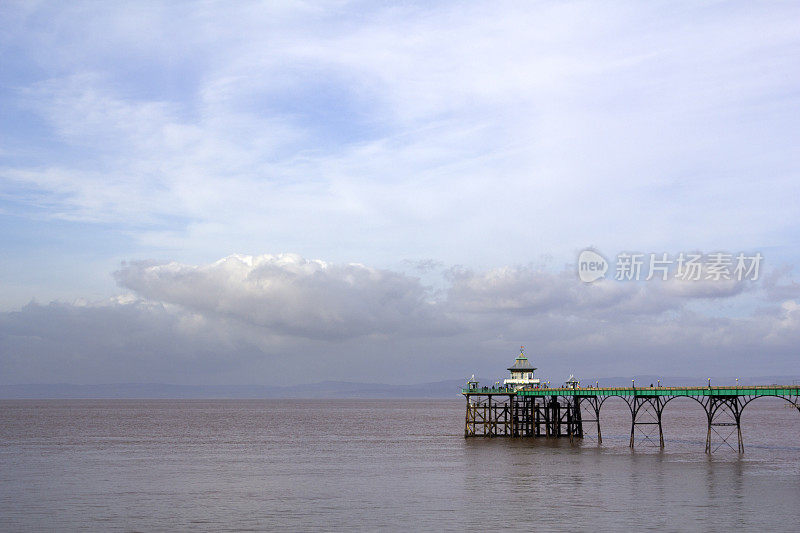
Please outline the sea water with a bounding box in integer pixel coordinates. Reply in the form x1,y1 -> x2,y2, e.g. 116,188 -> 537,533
2,399 -> 799,531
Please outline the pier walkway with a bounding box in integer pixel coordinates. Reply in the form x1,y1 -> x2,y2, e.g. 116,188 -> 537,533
462,385 -> 800,453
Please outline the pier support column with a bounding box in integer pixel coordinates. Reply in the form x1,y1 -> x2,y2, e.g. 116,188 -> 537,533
544,398 -> 550,436
549,398 -> 561,437
629,396 -> 666,449
704,396 -> 744,454
578,396 -> 601,444
486,395 -> 493,437
464,397 -> 471,437
572,397 -> 584,439
565,396 -> 583,442
567,400 -> 574,443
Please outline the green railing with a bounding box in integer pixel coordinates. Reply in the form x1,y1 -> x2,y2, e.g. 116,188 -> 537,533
463,385 -> 800,397
462,387 -> 515,394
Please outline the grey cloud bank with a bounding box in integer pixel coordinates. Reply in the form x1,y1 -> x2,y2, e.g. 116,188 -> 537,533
2,254 -> 798,387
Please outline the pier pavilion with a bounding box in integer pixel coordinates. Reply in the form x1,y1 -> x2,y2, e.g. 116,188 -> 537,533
503,347 -> 540,390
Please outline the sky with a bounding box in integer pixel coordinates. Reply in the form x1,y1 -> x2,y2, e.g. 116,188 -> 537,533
1,1 -> 799,386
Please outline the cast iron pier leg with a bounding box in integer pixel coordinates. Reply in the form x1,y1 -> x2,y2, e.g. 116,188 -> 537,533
629,396 -> 665,449
705,397 -> 744,454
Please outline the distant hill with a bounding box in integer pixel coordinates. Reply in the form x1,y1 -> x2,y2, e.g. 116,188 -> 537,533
0,379 -> 483,399
579,375 -> 800,388
1,375 -> 798,399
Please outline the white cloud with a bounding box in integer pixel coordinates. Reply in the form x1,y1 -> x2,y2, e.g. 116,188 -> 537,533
2,1 -> 798,270
114,253 -> 457,340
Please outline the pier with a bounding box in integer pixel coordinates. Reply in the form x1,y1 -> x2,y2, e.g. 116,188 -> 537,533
464,349 -> 800,453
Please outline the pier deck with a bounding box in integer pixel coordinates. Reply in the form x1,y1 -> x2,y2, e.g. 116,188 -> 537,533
462,385 -> 800,453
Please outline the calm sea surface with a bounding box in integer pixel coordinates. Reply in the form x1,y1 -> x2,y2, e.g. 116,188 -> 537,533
2,399 -> 800,531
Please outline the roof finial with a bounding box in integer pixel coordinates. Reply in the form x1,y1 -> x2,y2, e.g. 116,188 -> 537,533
520,345 -> 524,354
